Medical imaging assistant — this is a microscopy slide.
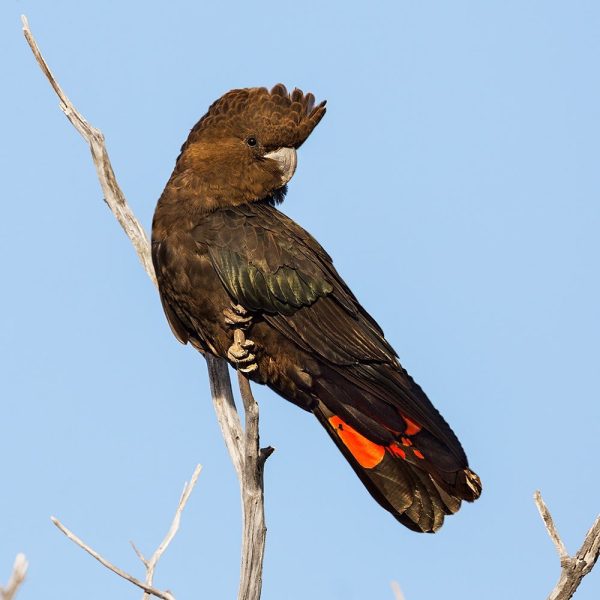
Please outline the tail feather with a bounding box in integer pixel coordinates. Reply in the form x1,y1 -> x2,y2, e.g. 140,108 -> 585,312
314,400 -> 481,533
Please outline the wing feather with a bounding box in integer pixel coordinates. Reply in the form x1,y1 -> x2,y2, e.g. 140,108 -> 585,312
193,202 -> 467,464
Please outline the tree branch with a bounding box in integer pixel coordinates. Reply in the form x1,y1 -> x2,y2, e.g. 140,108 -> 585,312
22,14 -> 271,600
51,464 -> 200,600
51,517 -> 174,600
135,464 -> 203,600
21,14 -> 155,283
237,373 -> 274,600
206,354 -> 244,480
0,554 -> 28,600
390,581 -> 405,600
534,490 -> 600,600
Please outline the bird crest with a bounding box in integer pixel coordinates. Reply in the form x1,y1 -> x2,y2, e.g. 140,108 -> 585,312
183,84 -> 326,151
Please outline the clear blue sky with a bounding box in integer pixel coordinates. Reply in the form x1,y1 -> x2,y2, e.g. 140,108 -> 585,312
1,2 -> 599,599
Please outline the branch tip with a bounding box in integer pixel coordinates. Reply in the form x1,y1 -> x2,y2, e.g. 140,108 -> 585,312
534,490 -> 569,560
260,446 -> 275,464
535,490 -> 600,600
0,553 -> 28,600
390,580 -> 405,600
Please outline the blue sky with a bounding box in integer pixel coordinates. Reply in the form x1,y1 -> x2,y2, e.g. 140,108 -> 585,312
1,1 -> 599,599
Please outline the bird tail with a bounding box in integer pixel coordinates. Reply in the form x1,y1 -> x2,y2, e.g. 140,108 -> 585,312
313,400 -> 481,532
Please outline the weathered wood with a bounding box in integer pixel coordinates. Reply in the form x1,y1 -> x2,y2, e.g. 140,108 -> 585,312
535,491 -> 600,600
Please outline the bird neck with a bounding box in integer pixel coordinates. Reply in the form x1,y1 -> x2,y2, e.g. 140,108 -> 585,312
152,169 -> 287,239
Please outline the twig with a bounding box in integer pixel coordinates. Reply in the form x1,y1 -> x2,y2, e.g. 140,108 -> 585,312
51,517 -> 174,600
0,554 -> 28,600
535,490 -> 569,562
21,14 -> 155,283
51,464 -> 200,600
137,464 -> 203,600
534,491 -> 600,600
22,15 -> 271,600
390,580 -> 405,600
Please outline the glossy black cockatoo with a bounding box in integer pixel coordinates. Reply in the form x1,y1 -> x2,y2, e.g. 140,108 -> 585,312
152,84 -> 481,532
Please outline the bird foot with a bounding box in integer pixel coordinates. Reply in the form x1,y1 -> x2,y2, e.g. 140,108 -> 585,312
223,303 -> 252,328
227,328 -> 258,373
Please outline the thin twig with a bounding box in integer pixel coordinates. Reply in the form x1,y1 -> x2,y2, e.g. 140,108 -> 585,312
535,491 -> 569,561
21,14 -> 155,283
139,465 -> 202,600
130,541 -> 149,568
390,581 -> 405,600
51,517 -> 175,600
22,15 -> 271,600
534,490 -> 600,600
0,554 -> 28,600
51,464 -> 201,600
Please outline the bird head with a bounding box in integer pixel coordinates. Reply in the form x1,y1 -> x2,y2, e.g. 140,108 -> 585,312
172,84 -> 326,209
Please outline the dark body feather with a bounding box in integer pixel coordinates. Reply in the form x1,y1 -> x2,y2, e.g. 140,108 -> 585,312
152,84 -> 481,532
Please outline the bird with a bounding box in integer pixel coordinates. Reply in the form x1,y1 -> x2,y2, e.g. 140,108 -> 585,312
152,83 -> 481,532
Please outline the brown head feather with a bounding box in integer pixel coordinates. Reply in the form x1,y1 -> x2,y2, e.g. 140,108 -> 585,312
183,84 -> 326,152
159,84 -> 326,213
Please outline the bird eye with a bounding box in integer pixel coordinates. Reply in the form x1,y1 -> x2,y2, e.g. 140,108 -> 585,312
246,137 -> 258,147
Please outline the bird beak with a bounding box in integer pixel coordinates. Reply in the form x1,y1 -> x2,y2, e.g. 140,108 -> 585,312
264,147 -> 297,186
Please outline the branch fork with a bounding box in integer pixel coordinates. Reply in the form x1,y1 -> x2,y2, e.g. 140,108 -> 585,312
534,491 -> 600,600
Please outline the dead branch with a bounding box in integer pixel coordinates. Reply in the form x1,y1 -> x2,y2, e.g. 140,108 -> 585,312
21,15 -> 155,283
206,354 -> 244,480
390,581 -> 405,600
0,554 -> 28,600
534,491 -> 600,600
238,373 -> 274,600
51,464 -> 201,600
51,518 -> 174,600
22,14 -> 271,600
133,464 -> 202,600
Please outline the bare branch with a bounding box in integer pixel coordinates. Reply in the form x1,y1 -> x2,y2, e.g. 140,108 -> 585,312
130,541 -> 149,569
390,581 -> 405,600
535,491 -> 570,561
138,465 -> 202,600
51,464 -> 201,600
0,554 -> 28,600
51,517 -> 175,600
534,491 -> 600,600
21,14 -> 155,283
207,354 -> 244,479
237,373 -> 274,600
23,15 -> 271,600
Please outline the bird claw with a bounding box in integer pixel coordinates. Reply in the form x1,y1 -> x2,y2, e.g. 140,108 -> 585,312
223,303 -> 252,327
226,318 -> 258,373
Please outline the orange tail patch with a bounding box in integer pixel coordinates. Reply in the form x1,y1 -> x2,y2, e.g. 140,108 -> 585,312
328,416 -> 385,468
329,415 -> 427,468
389,445 -> 406,459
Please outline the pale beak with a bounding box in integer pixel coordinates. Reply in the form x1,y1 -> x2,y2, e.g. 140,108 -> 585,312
264,147 -> 297,185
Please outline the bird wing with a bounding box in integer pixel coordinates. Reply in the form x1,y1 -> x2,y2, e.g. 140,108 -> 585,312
193,202 -> 463,451
192,201 -> 480,531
